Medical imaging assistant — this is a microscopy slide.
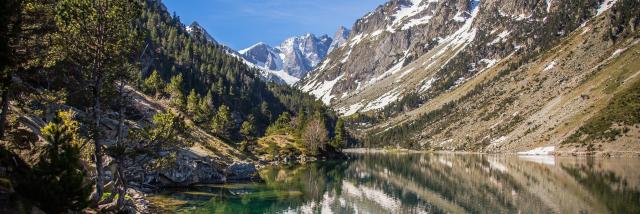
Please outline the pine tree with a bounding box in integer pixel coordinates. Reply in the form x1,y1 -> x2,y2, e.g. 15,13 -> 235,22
55,0 -> 142,202
211,104 -> 234,139
204,89 -> 214,109
260,101 -> 272,122
148,111 -> 186,147
166,73 -> 185,109
144,70 -> 165,98
194,99 -> 210,123
331,118 -> 346,150
294,108 -> 308,135
194,90 -> 213,123
275,112 -> 291,128
240,114 -> 257,140
28,116 -> 92,213
186,89 -> 199,115
266,112 -> 292,135
215,77 -> 225,96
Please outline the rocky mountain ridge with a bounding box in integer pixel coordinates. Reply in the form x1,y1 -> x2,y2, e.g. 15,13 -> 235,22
186,22 -> 218,44
239,28 -> 350,85
298,0 -> 640,152
329,26 -> 351,53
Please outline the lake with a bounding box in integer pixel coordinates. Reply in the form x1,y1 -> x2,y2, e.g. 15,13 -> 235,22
148,152 -> 640,213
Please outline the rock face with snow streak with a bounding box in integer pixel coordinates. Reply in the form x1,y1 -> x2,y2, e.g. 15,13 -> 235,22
299,0 -> 640,152
240,43 -> 283,71
280,34 -> 333,78
329,26 -> 351,53
240,33 -> 334,85
298,0 -> 605,110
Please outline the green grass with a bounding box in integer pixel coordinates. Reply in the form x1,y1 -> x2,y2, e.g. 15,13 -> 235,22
100,192 -> 133,202
383,146 -> 403,153
564,78 -> 640,144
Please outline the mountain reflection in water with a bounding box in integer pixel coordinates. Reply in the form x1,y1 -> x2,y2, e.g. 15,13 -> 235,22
148,153 -> 640,213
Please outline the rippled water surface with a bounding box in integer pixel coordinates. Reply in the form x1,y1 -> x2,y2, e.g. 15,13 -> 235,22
148,153 -> 640,213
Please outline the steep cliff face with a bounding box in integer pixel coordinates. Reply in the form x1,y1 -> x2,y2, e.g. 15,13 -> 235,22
329,26 -> 351,53
279,34 -> 333,78
300,0 -> 600,109
299,0 -> 640,151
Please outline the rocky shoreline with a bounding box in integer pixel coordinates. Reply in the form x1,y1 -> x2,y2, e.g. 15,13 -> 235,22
343,148 -> 640,158
125,159 -> 261,213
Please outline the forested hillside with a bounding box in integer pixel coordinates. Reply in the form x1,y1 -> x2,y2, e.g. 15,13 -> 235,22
138,0 -> 341,142
0,0 -> 347,213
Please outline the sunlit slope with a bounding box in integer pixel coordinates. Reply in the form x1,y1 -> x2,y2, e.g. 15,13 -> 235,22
364,11 -> 640,152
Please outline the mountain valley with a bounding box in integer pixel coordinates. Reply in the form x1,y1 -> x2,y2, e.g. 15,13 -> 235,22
0,0 -> 639,213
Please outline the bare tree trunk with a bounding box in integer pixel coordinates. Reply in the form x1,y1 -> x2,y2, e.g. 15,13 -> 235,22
115,80 -> 128,209
0,88 -> 9,139
115,162 -> 127,210
92,0 -> 110,203
92,44 -> 105,204
115,80 -> 126,144
93,73 -> 105,203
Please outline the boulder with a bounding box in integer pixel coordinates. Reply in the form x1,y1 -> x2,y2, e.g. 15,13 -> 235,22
224,162 -> 259,181
125,151 -> 261,188
156,154 -> 225,186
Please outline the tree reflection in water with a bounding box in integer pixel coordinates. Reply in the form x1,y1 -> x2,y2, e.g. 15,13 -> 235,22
149,153 -> 640,214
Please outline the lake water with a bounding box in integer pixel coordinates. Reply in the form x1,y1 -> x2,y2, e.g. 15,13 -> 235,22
148,152 -> 640,213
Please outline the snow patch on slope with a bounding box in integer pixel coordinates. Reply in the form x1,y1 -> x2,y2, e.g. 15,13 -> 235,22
402,15 -> 434,30
365,57 -> 407,87
597,0 -> 618,16
518,146 -> 555,155
235,51 -> 299,85
302,74 -> 345,105
388,0 -> 438,32
262,69 -> 300,85
488,30 -> 511,45
338,102 -> 365,116
543,61 -> 557,71
419,77 -> 438,92
362,90 -> 402,111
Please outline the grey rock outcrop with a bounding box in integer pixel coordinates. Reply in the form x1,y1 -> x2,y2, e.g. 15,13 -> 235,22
224,162 -> 259,181
156,151 -> 225,186
328,26 -> 351,53
299,0 -> 604,113
124,150 -> 260,188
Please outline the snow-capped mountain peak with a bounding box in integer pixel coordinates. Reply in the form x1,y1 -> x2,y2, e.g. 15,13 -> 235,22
186,22 -> 217,44
239,33 -> 335,85
239,42 -> 268,54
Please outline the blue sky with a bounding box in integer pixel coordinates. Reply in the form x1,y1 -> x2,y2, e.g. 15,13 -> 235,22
162,0 -> 387,50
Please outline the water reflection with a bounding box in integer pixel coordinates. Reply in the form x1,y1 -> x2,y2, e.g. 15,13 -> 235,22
149,153 -> 640,213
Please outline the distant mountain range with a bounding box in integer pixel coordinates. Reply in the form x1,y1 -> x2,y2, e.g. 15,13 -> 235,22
237,28 -> 350,85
